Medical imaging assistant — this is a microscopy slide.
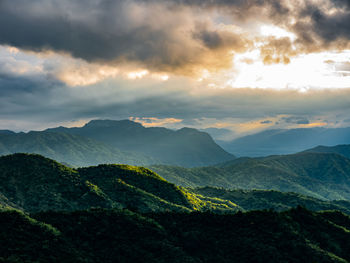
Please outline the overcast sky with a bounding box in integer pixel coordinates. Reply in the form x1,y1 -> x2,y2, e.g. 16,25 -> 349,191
0,0 -> 350,138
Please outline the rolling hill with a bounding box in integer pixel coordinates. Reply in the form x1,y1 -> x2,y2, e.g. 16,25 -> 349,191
151,152 -> 350,200
304,144 -> 350,159
219,127 -> 350,157
0,153 -> 238,213
191,187 -> 350,213
2,153 -> 350,214
3,153 -> 350,262
46,119 -> 235,167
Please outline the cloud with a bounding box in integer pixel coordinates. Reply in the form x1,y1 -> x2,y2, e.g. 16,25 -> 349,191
1,0 -> 350,133
1,0 -> 349,76
281,116 -> 310,125
1,61 -> 350,133
0,0 -> 250,76
261,120 -> 273,124
129,117 -> 183,127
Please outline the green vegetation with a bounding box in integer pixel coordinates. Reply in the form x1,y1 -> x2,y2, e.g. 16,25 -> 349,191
0,209 -> 84,263
191,187 -> 350,214
3,153 -> 350,214
0,153 -> 237,213
304,144 -> 350,159
0,131 -> 156,167
151,152 -> 350,200
2,207 -> 350,262
2,153 -> 350,262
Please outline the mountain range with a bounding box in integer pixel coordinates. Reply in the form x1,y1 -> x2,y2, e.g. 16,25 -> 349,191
0,153 -> 241,213
0,119 -> 234,167
218,127 -> 350,156
46,119 -> 235,167
0,130 -> 156,167
304,144 -> 350,159
151,151 -> 350,200
2,153 -> 350,214
2,153 -> 350,262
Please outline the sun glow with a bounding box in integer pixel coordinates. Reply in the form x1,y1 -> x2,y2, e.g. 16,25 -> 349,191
230,51 -> 350,91
127,70 -> 149,79
260,25 -> 296,40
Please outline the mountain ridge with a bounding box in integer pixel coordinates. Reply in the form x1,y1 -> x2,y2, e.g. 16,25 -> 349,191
151,152 -> 350,200
0,153 -> 239,213
219,127 -> 350,156
46,119 -> 235,167
0,130 -> 155,167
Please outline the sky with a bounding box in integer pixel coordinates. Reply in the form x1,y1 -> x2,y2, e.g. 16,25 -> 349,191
0,0 -> 350,139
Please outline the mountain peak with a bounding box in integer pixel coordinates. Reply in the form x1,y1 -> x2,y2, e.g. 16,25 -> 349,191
84,119 -> 144,129
0,130 -> 15,135
177,127 -> 202,133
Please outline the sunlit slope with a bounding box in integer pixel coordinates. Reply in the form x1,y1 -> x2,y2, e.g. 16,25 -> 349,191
192,187 -> 350,213
152,152 -> 350,200
0,153 -> 238,213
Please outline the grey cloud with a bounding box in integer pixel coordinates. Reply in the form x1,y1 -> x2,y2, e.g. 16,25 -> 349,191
1,66 -> 350,131
261,120 -> 273,124
0,0 -> 249,74
1,0 -> 349,71
291,2 -> 350,52
281,116 -> 309,125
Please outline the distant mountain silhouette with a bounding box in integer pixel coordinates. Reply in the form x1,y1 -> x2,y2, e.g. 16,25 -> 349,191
46,119 -> 235,167
303,144 -> 350,159
0,131 -> 155,167
0,130 -> 15,135
219,127 -> 350,157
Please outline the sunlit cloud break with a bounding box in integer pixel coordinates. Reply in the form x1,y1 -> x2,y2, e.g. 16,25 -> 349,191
0,0 -> 350,133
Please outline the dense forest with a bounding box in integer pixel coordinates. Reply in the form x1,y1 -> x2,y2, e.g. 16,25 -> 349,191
2,207 -> 350,262
2,153 -> 350,262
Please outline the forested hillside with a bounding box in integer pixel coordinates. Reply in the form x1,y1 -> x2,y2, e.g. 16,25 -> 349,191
151,152 -> 350,200
2,207 -> 350,262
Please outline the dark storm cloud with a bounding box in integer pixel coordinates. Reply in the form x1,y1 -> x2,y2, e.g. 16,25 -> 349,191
0,0 -> 249,74
0,0 -> 349,72
0,71 -> 66,117
292,3 -> 350,51
0,0 -> 347,73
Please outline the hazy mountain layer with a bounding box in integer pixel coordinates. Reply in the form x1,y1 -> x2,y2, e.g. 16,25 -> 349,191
46,119 -> 235,167
219,127 -> 350,156
0,131 -> 156,167
151,152 -> 350,200
304,144 -> 350,159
